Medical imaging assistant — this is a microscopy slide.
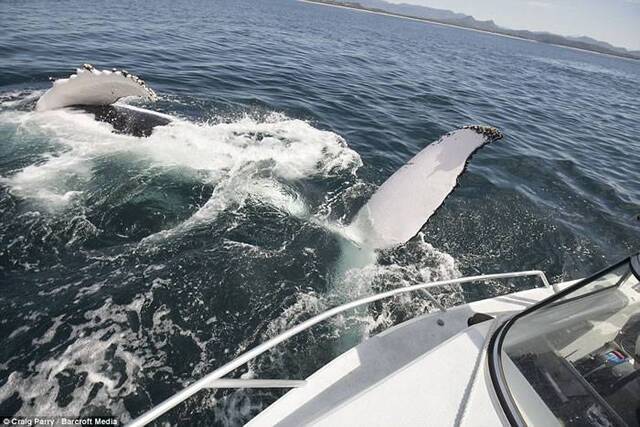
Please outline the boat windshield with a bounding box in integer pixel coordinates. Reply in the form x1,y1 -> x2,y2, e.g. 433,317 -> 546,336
493,256 -> 640,426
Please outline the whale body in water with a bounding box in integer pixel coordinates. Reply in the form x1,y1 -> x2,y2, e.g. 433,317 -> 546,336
37,64 -> 170,136
36,64 -> 503,250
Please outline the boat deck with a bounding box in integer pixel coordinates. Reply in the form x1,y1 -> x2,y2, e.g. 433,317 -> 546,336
248,287 -> 556,426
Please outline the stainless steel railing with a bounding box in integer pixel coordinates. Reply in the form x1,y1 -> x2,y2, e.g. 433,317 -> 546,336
129,270 -> 553,426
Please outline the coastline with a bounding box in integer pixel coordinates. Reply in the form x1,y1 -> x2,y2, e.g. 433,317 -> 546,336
300,0 -> 639,62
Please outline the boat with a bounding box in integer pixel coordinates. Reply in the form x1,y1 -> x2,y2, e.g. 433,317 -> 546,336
128,253 -> 640,426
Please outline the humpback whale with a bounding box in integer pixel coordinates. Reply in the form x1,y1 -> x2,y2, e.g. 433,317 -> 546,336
37,64 -> 170,136
35,65 -> 503,250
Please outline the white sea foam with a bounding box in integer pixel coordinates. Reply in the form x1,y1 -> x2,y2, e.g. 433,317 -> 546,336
32,315 -> 65,345
0,95 -> 462,424
0,107 -> 362,237
245,233 -> 461,379
8,326 -> 30,340
0,288 -> 217,421
0,89 -> 44,109
0,303 -> 142,421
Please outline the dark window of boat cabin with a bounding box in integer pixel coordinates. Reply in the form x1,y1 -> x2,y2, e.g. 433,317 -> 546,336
501,263 -> 640,426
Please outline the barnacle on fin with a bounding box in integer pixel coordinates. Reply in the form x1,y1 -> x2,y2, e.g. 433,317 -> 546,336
463,125 -> 504,142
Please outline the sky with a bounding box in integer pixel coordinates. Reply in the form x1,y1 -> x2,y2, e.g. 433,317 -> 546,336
388,0 -> 640,50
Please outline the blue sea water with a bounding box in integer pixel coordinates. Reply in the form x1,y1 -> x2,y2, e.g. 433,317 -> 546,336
0,0 -> 639,424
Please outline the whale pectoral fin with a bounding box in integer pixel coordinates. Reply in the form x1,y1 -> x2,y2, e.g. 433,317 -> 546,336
349,126 -> 503,250
36,64 -> 157,111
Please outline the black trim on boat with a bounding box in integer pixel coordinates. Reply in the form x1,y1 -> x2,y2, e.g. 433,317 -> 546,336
631,254 -> 640,282
467,312 -> 494,326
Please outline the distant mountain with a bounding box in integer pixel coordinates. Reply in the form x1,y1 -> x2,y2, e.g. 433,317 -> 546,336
566,36 -> 640,56
353,0 -> 467,21
306,0 -> 640,60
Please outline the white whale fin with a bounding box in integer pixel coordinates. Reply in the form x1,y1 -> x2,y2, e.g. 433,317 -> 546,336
348,126 -> 503,250
36,64 -> 157,111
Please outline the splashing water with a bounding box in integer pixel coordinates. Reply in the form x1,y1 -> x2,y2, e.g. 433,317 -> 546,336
3,1 -> 637,420
0,91 -> 466,424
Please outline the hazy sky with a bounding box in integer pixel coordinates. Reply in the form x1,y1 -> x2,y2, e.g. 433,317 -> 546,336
389,0 -> 640,50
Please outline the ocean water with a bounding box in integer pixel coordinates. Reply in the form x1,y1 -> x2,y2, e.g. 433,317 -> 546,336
0,0 -> 639,424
